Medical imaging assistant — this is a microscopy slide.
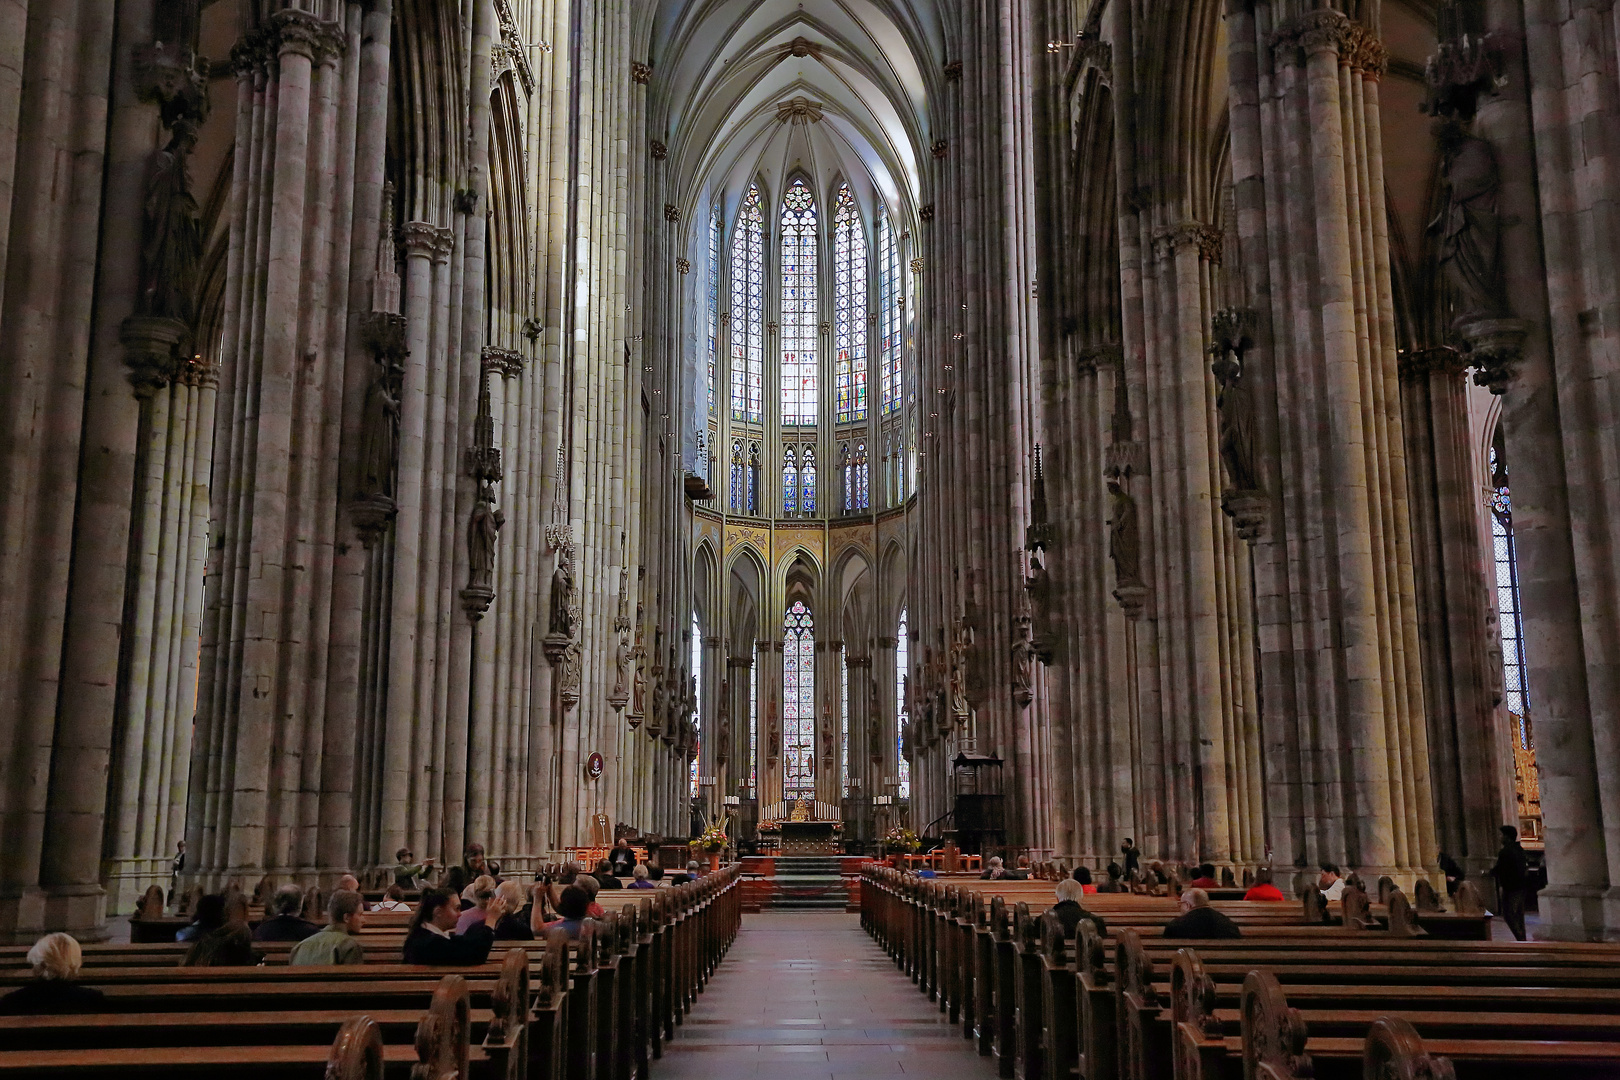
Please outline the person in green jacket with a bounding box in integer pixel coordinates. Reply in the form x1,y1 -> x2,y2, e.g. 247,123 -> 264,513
393,847 -> 437,889
289,890 -> 367,966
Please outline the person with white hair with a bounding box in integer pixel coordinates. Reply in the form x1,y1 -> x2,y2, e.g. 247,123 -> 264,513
253,883 -> 319,942
628,863 -> 656,890
980,856 -> 1009,881
454,875 -> 498,933
0,934 -> 106,1014
492,879 -> 534,940
1049,878 -> 1109,938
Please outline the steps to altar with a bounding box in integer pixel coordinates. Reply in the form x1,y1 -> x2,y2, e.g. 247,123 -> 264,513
739,855 -> 866,912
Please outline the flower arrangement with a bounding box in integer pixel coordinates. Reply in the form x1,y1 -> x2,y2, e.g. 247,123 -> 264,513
758,820 -> 781,834
884,827 -> 921,853
698,823 -> 728,853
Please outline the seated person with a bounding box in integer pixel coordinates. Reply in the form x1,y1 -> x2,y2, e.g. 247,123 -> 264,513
1049,879 -> 1108,938
628,864 -> 657,890
608,840 -> 637,877
981,856 -> 1010,881
394,846 -> 437,889
253,884 -> 320,942
402,887 -> 503,964
594,859 -> 625,889
290,890 -> 366,966
670,860 -> 701,885
1008,855 -> 1032,881
184,895 -> 260,966
1162,889 -> 1242,939
646,863 -> 666,884
1188,863 -> 1220,889
1072,866 -> 1099,894
575,873 -> 608,917
1243,866 -> 1286,902
335,874 -> 361,893
1318,863 -> 1347,902
541,885 -> 592,939
373,883 -> 413,911
1095,863 -> 1124,893
492,880 -> 534,940
176,891 -> 226,942
0,933 -> 106,1015
454,876 -> 497,933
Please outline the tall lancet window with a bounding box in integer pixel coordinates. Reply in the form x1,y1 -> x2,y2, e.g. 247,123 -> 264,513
730,185 -> 764,423
782,446 -> 798,515
833,184 -> 868,424
691,611 -> 703,797
783,600 -> 816,802
780,179 -> 819,426
801,445 -> 816,514
1490,439 -> 1531,744
878,210 -> 903,416
895,607 -> 910,800
708,203 -> 722,417
748,661 -> 758,799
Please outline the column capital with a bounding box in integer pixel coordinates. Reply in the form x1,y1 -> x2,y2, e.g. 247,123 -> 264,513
270,8 -> 344,63
1397,345 -> 1470,384
1270,9 -> 1352,65
401,221 -> 440,254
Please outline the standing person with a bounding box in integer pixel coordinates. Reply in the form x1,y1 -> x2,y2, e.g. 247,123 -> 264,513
402,888 -> 503,964
393,848 -> 436,889
1120,838 -> 1140,877
0,934 -> 106,1015
290,891 -> 366,966
1491,825 -> 1529,941
168,840 -> 186,903
608,839 -> 637,877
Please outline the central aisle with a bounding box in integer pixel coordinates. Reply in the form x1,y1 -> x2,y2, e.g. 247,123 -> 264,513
657,911 -> 1002,1080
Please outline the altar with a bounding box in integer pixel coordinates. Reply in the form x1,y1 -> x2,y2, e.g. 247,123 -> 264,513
779,820 -> 841,857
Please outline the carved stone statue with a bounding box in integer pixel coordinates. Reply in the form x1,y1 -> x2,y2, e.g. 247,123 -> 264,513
1025,551 -> 1053,662
467,484 -> 504,589
1010,616 -> 1035,708
139,118 -> 204,327
359,357 -> 402,498
631,659 -> 647,721
549,551 -> 575,637
948,621 -> 970,721
610,630 -> 630,707
1431,119 -> 1506,320
1211,339 -> 1260,493
558,638 -> 582,709
1107,478 -> 1142,586
900,719 -> 913,763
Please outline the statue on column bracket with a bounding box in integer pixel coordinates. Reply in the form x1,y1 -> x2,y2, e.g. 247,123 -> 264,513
558,638 -> 582,710
549,548 -> 576,638
1210,307 -> 1267,540
766,688 -> 780,762
461,369 -> 504,620
715,678 -> 730,767
628,603 -> 646,726
1108,477 -> 1147,619
821,700 -> 835,767
948,619 -> 971,723
648,661 -> 666,738
1010,615 -> 1035,708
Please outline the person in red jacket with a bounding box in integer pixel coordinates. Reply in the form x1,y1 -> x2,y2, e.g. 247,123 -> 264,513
1242,866 -> 1286,901
1188,863 -> 1220,889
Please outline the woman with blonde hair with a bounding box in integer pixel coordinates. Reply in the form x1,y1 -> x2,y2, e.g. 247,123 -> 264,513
0,934 -> 106,1014
492,879 -> 534,940
455,875 -> 498,934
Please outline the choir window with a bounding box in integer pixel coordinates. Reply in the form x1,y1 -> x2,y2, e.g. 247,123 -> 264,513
834,184 -> 868,424
690,612 -> 702,798
780,179 -> 819,427
730,185 -> 764,424
896,607 -> 910,801
783,600 -> 816,803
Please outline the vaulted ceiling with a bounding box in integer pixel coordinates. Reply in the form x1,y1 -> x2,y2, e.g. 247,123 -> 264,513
648,0 -> 948,228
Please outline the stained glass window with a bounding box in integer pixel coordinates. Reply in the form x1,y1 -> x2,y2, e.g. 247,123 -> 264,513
896,607 -> 910,800
708,204 -> 721,417
783,600 -> 816,802
834,185 -> 868,424
841,656 -> 851,798
802,445 -> 816,514
783,446 -> 798,516
747,441 -> 760,515
691,612 -> 702,798
730,439 -> 745,514
730,186 -> 764,423
1490,443 -> 1531,745
780,179 -> 819,426
879,210 -> 903,416
843,441 -> 868,512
